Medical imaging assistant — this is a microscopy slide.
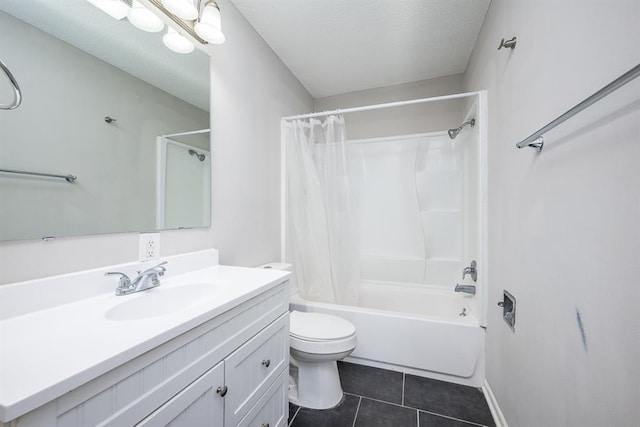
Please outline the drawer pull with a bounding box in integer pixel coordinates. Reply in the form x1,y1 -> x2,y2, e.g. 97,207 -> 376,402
261,359 -> 271,368
261,424 -> 270,427
216,385 -> 228,397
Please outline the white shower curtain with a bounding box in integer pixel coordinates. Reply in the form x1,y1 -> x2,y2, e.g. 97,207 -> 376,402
283,115 -> 360,305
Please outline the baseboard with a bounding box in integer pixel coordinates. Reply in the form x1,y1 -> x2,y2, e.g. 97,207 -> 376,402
482,379 -> 508,427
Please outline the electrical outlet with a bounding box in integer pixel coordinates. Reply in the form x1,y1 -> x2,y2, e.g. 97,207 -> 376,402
138,233 -> 160,261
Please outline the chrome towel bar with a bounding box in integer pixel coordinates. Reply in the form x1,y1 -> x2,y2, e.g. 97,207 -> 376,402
0,168 -> 77,183
0,58 -> 22,110
517,62 -> 640,152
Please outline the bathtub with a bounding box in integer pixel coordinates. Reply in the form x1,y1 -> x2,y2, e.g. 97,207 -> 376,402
289,280 -> 485,387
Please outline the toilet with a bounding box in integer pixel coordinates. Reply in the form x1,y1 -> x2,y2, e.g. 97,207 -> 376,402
258,262 -> 357,409
289,310 -> 357,409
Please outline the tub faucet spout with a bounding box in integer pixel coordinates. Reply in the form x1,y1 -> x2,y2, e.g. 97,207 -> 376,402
455,283 -> 476,295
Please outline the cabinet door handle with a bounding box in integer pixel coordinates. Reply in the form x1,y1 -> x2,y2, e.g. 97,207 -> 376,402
262,359 -> 271,368
216,385 -> 228,397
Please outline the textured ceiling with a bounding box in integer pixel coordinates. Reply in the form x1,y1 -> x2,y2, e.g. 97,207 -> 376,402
0,0 -> 210,111
230,0 -> 491,98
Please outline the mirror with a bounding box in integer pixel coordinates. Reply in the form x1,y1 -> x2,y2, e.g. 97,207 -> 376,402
0,0 -> 211,241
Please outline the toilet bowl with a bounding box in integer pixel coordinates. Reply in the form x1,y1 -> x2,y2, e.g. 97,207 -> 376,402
289,310 -> 357,409
256,262 -> 358,409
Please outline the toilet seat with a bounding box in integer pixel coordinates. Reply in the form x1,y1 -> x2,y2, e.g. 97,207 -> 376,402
289,311 -> 357,355
290,333 -> 357,356
290,311 -> 356,340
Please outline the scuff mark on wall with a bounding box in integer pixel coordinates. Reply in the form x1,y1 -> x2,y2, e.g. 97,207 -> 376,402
576,308 -> 588,352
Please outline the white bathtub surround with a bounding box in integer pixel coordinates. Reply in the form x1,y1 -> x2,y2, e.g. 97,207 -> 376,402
349,132 -> 467,284
0,249 -> 290,423
282,115 -> 360,305
290,282 -> 485,387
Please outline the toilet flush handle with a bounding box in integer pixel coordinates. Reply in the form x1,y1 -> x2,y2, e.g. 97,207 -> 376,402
262,359 -> 271,368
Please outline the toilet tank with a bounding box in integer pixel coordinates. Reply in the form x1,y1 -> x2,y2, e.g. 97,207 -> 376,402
256,262 -> 298,295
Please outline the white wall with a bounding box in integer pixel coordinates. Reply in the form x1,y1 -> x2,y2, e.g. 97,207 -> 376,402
464,1 -> 640,425
0,1 -> 312,284
314,75 -> 466,140
208,0 -> 313,267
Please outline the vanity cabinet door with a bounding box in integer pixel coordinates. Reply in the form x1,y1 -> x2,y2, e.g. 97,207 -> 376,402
224,313 -> 289,426
137,361 -> 224,427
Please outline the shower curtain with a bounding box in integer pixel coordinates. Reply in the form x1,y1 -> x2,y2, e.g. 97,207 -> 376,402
283,115 -> 360,305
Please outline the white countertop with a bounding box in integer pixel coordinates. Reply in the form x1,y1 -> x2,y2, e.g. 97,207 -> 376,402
0,252 -> 289,422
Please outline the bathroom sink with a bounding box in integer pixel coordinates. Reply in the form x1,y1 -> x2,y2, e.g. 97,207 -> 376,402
105,282 -> 219,321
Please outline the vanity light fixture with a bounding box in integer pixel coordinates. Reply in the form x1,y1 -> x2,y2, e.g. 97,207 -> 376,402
194,1 -> 225,44
87,0 -> 130,20
163,27 -> 195,54
86,0 -> 226,52
128,0 -> 165,32
161,0 -> 198,20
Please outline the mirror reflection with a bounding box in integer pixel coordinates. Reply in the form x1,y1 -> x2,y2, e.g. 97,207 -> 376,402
0,0 -> 211,241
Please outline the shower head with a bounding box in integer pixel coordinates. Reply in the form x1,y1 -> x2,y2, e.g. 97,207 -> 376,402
448,118 -> 476,140
188,149 -> 206,161
447,128 -> 460,139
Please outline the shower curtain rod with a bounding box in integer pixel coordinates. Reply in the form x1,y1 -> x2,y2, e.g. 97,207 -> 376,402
282,91 -> 480,121
161,128 -> 210,138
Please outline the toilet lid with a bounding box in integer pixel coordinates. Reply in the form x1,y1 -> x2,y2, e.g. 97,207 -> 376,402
290,311 -> 356,341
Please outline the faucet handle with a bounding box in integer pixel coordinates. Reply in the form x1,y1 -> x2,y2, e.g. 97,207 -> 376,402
140,261 -> 167,275
462,260 -> 478,282
155,261 -> 167,274
105,271 -> 133,295
105,271 -> 130,282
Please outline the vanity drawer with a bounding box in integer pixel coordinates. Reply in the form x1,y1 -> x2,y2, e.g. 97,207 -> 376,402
236,370 -> 288,427
224,313 -> 289,426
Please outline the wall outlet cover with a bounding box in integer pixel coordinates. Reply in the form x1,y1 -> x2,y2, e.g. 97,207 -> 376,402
139,233 -> 160,261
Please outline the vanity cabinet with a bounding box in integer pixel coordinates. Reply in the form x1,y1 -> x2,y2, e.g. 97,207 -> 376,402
6,281 -> 290,427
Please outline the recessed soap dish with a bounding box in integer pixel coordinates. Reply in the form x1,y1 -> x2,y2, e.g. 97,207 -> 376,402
498,290 -> 516,332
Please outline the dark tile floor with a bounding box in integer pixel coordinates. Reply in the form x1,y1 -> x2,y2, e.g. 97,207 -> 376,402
288,361 -> 495,427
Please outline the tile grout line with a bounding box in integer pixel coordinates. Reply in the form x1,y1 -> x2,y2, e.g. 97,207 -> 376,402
402,372 -> 406,406
344,393 -> 403,409
418,409 -> 488,427
351,396 -> 362,427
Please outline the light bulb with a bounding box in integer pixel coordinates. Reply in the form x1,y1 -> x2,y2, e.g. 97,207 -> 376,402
161,0 -> 198,20
194,2 -> 225,44
128,1 -> 164,32
163,27 -> 195,54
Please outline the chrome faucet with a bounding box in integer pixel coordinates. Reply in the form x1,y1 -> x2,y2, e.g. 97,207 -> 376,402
105,261 -> 167,296
455,283 -> 476,295
462,260 -> 477,282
